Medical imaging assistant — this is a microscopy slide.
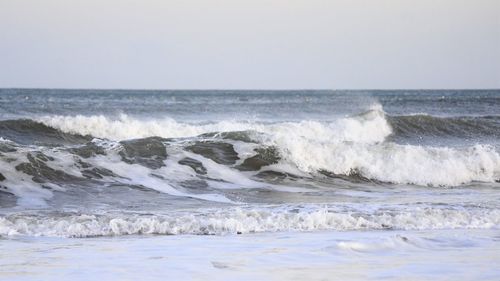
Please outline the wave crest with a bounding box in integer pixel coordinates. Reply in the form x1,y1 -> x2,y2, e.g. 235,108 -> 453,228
38,105 -> 392,143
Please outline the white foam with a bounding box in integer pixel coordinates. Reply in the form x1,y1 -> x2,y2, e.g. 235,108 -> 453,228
275,141 -> 500,186
31,105 -> 500,186
0,141 -> 234,206
38,104 -> 391,144
0,147 -> 53,207
1,206 -> 498,237
82,149 -> 233,203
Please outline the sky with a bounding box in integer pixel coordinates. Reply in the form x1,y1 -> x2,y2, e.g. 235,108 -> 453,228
0,0 -> 499,89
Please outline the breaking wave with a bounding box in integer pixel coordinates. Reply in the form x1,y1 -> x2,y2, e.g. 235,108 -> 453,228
0,104 -> 500,208
1,206 -> 498,237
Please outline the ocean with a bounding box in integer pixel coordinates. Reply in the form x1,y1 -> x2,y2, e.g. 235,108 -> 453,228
0,89 -> 499,280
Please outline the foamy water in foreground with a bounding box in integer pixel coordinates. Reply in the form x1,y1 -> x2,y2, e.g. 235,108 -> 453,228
2,230 -> 499,281
0,90 -> 499,280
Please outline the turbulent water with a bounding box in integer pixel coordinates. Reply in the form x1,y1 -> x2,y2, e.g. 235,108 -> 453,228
0,89 -> 499,280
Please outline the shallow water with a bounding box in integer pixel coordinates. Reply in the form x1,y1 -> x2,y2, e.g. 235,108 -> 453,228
2,229 -> 499,281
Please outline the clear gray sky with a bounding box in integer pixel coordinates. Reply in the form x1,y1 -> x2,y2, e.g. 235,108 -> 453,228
0,0 -> 499,89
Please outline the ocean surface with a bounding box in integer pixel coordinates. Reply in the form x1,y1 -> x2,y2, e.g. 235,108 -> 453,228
0,89 -> 499,280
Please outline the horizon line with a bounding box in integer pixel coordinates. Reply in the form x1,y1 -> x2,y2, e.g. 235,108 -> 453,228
1,87 -> 499,91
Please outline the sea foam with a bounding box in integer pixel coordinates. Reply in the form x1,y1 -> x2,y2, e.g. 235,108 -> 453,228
36,105 -> 500,186
1,206 -> 498,237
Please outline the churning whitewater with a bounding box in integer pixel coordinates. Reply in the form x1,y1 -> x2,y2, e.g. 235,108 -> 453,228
0,90 -> 499,238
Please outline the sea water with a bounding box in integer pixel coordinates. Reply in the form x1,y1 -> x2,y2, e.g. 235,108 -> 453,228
0,89 -> 499,280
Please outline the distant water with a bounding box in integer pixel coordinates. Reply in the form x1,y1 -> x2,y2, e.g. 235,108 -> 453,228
0,89 -> 499,280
